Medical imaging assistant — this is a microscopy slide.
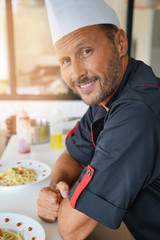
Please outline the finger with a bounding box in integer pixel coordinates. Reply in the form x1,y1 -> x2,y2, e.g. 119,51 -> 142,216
56,181 -> 70,198
38,187 -> 61,204
37,202 -> 60,222
38,207 -> 59,218
38,204 -> 59,215
37,198 -> 60,211
39,216 -> 57,223
38,211 -> 57,223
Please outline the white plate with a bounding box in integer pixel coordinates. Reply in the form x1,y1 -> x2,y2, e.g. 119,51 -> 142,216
0,212 -> 45,239
0,159 -> 51,188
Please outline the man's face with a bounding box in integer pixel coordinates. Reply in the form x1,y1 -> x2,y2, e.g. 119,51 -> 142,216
55,25 -> 122,106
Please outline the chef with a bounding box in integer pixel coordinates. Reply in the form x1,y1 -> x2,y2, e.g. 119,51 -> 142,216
37,1 -> 160,239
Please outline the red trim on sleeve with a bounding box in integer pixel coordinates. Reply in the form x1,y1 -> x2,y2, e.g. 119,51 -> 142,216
70,165 -> 94,209
90,123 -> 96,148
65,121 -> 79,141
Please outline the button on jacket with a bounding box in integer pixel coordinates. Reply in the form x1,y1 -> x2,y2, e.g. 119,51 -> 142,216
66,58 -> 160,240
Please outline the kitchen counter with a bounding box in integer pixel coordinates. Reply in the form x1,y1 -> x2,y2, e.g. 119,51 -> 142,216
0,135 -> 64,240
0,135 -> 135,240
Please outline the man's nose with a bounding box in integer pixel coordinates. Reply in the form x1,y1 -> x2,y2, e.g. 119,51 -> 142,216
71,60 -> 87,82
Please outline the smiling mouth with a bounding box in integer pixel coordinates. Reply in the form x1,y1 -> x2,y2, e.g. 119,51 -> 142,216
78,80 -> 96,89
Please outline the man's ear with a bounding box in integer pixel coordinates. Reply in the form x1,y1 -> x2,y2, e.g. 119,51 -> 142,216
115,29 -> 128,58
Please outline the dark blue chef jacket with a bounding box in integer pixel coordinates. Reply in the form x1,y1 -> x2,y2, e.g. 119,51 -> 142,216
66,58 -> 160,240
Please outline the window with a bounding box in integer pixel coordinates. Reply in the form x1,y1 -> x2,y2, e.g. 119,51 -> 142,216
0,0 -> 79,100
0,0 -> 10,95
2,0 -> 158,100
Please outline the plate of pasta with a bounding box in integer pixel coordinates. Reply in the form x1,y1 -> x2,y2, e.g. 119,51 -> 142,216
0,212 -> 45,239
0,160 -> 51,188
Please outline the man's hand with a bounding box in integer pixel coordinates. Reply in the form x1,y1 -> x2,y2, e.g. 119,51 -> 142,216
37,149 -> 83,224
37,181 -> 69,223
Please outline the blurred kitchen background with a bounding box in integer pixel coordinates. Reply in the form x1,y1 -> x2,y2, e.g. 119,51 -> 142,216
0,0 -> 160,157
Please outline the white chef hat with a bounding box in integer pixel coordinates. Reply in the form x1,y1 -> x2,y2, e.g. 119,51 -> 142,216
44,0 -> 121,45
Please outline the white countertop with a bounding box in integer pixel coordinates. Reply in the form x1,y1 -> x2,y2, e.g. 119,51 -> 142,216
0,135 -> 64,240
0,135 -> 125,240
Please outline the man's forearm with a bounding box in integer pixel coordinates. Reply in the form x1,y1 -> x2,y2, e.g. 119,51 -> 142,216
58,197 -> 98,240
53,150 -> 98,239
50,149 -> 84,188
48,149 -> 98,239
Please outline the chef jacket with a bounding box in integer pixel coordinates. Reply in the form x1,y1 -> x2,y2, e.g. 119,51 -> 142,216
66,57 -> 160,240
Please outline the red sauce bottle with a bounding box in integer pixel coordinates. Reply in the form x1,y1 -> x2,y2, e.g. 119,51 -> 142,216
17,109 -> 31,153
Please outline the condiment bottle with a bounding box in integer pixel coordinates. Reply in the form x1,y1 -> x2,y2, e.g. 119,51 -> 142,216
50,108 -> 63,149
17,109 -> 31,153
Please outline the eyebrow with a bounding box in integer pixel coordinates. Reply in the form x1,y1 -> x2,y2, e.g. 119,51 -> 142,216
58,41 -> 91,63
74,41 -> 90,49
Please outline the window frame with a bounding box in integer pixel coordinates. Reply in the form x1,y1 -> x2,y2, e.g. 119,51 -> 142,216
0,0 -> 80,101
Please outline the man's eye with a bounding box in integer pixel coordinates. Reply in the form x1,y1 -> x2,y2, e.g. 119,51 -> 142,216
62,58 -> 70,65
83,49 -> 91,55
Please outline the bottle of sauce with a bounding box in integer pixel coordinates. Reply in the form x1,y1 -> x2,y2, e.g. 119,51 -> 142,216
50,108 -> 63,150
17,109 -> 31,153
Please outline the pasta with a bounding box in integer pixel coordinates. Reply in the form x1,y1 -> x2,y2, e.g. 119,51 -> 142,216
0,166 -> 37,186
0,228 -> 23,240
